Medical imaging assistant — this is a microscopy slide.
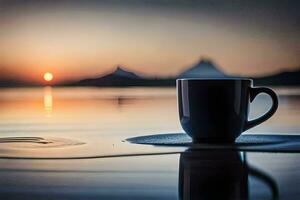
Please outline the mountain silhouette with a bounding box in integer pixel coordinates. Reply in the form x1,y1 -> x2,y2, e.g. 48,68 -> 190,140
0,78 -> 39,87
1,58 -> 299,87
77,66 -> 142,86
109,66 -> 141,79
71,59 -> 300,87
253,68 -> 300,86
74,66 -> 174,87
0,79 -> 22,87
178,58 -> 230,78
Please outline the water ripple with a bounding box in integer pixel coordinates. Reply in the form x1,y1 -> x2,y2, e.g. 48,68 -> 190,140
0,137 -> 85,149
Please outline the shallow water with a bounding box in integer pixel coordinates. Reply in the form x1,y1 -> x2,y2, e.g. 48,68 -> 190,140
0,87 -> 300,199
0,87 -> 300,158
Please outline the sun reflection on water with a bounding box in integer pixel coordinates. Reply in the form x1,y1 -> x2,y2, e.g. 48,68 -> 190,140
44,86 -> 53,117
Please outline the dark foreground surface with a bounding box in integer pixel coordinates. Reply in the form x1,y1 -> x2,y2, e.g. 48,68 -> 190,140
1,152 -> 300,200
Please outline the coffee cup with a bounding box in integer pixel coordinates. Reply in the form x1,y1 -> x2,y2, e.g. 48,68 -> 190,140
177,79 -> 278,143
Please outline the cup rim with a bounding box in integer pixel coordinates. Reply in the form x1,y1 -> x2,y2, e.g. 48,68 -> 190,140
176,78 -> 252,82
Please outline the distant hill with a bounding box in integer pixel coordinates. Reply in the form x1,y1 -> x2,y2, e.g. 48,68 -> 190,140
1,58 -> 299,87
71,59 -> 300,87
72,59 -> 235,87
178,59 -> 230,78
253,68 -> 300,86
177,58 -> 300,85
73,66 -> 174,87
0,79 -> 21,87
110,66 -> 141,79
77,66 -> 141,86
0,78 -> 38,87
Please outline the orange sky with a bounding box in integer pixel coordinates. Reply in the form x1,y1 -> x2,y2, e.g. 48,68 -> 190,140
0,1 -> 299,84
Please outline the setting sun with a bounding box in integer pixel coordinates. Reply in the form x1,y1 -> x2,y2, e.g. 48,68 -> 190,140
43,72 -> 53,82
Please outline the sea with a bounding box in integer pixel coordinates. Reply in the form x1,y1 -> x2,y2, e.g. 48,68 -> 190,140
0,86 -> 300,199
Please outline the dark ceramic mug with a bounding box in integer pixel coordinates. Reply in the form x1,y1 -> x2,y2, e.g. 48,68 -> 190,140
177,78 -> 278,143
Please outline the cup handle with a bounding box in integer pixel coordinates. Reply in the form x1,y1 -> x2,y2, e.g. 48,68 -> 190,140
244,87 -> 278,131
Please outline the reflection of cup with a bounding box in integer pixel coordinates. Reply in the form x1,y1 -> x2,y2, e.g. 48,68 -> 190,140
179,150 -> 248,200
177,79 -> 278,143
178,150 -> 279,200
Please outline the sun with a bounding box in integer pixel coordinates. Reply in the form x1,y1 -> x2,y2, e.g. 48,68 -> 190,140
43,72 -> 53,82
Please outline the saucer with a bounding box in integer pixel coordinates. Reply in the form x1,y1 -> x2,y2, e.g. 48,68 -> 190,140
126,133 -> 300,152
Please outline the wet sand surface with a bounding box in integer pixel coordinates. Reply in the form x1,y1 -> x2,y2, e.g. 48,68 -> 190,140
0,87 -> 300,199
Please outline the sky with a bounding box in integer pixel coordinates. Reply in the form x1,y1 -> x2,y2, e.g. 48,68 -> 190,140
0,0 -> 299,83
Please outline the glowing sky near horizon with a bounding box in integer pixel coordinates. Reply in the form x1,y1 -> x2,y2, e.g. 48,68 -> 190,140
0,0 -> 299,83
